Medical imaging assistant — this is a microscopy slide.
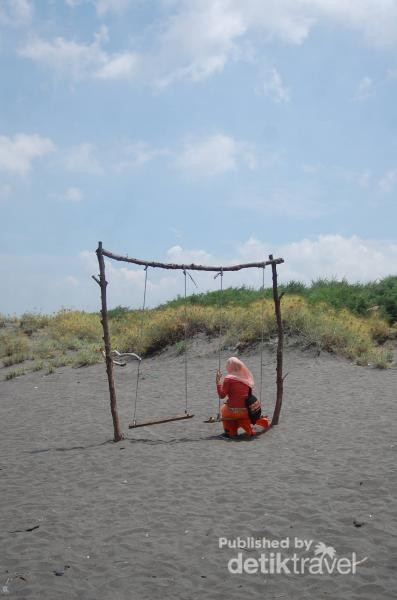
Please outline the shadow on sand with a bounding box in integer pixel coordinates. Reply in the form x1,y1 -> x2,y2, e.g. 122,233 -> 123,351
27,427 -> 271,453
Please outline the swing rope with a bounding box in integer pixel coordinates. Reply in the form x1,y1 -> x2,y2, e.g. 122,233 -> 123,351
183,269 -> 188,414
182,269 -> 198,415
207,266 -> 267,422
132,266 -> 148,425
259,265 -> 266,402
131,266 -> 196,427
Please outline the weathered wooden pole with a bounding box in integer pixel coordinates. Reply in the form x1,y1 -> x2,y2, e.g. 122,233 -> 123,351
94,241 -> 124,442
269,254 -> 284,426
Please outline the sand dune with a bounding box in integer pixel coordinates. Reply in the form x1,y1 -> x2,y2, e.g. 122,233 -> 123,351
1,340 -> 396,599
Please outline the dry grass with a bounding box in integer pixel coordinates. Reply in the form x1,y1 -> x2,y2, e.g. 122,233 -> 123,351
106,297 -> 395,367
0,297 -> 395,380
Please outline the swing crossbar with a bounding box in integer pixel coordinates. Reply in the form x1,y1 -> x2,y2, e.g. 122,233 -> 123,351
128,413 -> 194,428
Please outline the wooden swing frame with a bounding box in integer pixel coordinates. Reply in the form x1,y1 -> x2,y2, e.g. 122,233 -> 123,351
93,242 -> 284,442
129,413 -> 195,428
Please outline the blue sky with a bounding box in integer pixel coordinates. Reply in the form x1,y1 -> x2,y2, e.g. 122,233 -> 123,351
1,0 -> 397,314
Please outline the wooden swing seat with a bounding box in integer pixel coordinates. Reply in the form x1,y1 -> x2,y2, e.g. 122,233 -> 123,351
129,413 -> 194,428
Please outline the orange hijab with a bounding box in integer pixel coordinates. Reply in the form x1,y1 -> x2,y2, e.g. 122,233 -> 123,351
224,357 -> 254,388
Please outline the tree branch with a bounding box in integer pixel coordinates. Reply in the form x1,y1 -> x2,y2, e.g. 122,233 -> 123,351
99,245 -> 284,272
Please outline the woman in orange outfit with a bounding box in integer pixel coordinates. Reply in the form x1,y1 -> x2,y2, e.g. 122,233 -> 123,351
216,357 -> 269,437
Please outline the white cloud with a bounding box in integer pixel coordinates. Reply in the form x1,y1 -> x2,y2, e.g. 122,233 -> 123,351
61,187 -> 83,202
96,0 -> 133,16
115,142 -> 168,171
64,143 -> 103,174
262,68 -> 290,103
312,0 -> 397,48
80,249 -> 181,309
155,0 -> 317,87
236,189 -> 327,219
378,168 -> 397,193
176,134 -> 237,176
60,134 -> 254,176
65,275 -> 79,286
18,1 -> 397,89
19,28 -> 107,80
154,0 -> 397,86
387,67 -> 397,80
0,253 -> 94,314
175,134 -> 255,177
0,0 -> 33,25
342,169 -> 372,188
0,184 -> 13,202
19,27 -> 141,81
95,52 -> 139,80
89,235 -> 397,311
61,139 -> 168,175
64,0 -> 134,12
84,0 -> 397,57
2,235 -> 395,314
261,0 -> 397,47
0,133 -> 55,176
156,1 -> 245,86
284,234 -> 397,282
354,76 -> 374,100
236,235 -> 397,283
166,245 -> 213,265
302,163 -> 372,189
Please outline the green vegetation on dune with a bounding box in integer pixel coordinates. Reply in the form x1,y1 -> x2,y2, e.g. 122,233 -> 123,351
0,277 -> 396,379
163,276 -> 397,324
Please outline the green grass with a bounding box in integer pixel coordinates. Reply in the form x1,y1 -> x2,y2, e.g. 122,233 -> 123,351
162,276 -> 397,323
5,368 -> 26,380
19,312 -> 50,336
0,278 -> 396,373
0,330 -> 30,358
2,353 -> 30,367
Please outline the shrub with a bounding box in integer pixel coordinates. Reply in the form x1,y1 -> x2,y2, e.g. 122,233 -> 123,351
5,368 -> 25,380
20,313 -> 50,335
3,353 -> 29,367
0,331 -> 30,358
32,361 -> 44,372
50,310 -> 101,343
160,277 -> 397,323
374,276 -> 397,322
108,306 -> 132,320
71,347 -> 100,367
174,340 -> 187,356
1,280 -> 394,370
33,336 -> 63,359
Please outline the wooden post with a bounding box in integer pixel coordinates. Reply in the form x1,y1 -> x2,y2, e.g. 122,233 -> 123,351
95,242 -> 124,442
92,243 -> 285,436
269,254 -> 284,426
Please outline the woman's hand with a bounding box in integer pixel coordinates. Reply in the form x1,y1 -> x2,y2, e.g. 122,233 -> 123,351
216,369 -> 222,385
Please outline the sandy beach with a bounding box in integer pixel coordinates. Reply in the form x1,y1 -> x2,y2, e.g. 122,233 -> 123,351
1,339 -> 396,599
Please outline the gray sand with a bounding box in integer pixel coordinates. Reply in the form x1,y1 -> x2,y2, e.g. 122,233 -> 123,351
1,340 -> 396,599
